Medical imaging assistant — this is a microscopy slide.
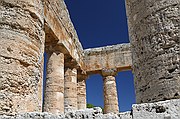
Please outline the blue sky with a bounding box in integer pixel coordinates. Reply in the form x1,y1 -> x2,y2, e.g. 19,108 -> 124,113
64,0 -> 135,112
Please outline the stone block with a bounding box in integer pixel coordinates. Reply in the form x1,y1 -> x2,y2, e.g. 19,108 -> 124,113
132,99 -> 180,119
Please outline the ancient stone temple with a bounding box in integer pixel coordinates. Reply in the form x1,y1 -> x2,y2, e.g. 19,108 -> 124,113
0,0 -> 179,118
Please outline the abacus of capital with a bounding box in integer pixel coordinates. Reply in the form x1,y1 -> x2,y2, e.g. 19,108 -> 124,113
0,0 -> 179,118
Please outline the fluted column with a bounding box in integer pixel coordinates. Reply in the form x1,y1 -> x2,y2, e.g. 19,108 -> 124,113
43,52 -> 64,114
64,67 -> 78,113
77,74 -> 88,110
102,69 -> 119,114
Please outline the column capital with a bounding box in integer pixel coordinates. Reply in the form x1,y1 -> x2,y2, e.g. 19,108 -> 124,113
101,68 -> 117,77
78,72 -> 89,81
65,57 -> 80,69
65,67 -> 77,77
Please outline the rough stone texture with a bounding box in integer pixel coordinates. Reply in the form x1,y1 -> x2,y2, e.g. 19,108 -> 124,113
43,52 -> 64,114
44,0 -> 84,69
126,0 -> 180,103
64,67 -> 78,113
0,0 -> 44,115
132,99 -> 180,119
0,107 -> 131,119
1,0 -> 179,117
84,44 -> 132,74
102,69 -> 119,114
77,74 -> 87,110
0,99 -> 179,119
118,112 -> 132,119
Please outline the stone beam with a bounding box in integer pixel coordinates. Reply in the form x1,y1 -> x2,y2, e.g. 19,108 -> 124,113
84,43 -> 132,74
44,0 -> 84,70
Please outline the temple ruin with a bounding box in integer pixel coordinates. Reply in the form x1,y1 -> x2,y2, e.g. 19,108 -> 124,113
0,0 -> 179,118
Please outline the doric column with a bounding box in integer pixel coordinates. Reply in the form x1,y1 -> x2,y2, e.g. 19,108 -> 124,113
43,52 -> 64,114
64,66 -> 78,113
102,69 -> 119,114
0,0 -> 44,115
77,74 -> 88,110
126,0 -> 180,103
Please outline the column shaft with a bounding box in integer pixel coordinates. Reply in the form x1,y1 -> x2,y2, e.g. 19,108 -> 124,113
43,52 -> 64,114
103,75 -> 119,114
0,0 -> 44,115
64,68 -> 78,113
77,75 -> 87,110
126,0 -> 180,103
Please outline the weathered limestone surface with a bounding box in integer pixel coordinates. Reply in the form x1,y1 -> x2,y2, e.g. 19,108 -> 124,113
64,67 -> 78,113
43,52 -> 64,114
0,0 -> 179,117
81,43 -> 132,114
0,0 -> 44,115
1,99 -> 179,119
126,0 -> 180,103
44,0 -> 84,69
77,74 -> 88,110
132,99 -> 180,119
84,44 -> 132,74
102,69 -> 119,114
0,107 -> 131,119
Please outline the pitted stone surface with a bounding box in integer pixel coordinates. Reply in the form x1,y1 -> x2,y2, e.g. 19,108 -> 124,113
102,69 -> 119,114
44,0 -> 84,69
64,68 -> 78,113
43,52 -> 65,114
84,44 -> 132,74
0,107 -> 132,119
77,74 -> 87,110
132,99 -> 180,119
0,0 -> 44,115
0,99 -> 179,119
126,0 -> 180,103
47,0 -> 83,52
0,0 -> 179,117
102,68 -> 117,77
